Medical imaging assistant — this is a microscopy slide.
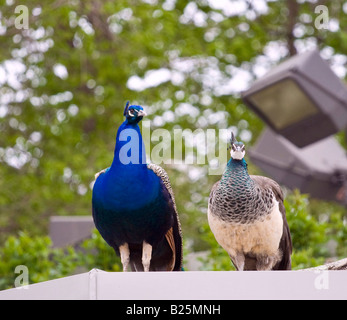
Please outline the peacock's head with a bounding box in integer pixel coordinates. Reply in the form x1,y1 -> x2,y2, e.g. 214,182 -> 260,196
123,101 -> 147,124
229,132 -> 246,160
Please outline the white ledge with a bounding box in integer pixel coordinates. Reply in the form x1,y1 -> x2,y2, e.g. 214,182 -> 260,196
1,269 -> 347,300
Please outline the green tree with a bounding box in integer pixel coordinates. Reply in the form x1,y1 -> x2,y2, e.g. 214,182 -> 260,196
0,229 -> 122,290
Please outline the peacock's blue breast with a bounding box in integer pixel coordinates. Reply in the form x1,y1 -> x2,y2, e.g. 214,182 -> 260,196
92,167 -> 173,246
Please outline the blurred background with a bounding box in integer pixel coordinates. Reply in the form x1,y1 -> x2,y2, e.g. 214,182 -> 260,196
0,0 -> 346,289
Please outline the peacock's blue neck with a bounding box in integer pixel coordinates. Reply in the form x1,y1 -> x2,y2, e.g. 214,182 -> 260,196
98,120 -> 159,211
110,121 -> 147,170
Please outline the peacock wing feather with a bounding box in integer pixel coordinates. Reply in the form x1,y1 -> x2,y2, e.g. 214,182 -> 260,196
147,163 -> 183,271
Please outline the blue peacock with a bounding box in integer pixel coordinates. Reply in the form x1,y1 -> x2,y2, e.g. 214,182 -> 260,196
92,102 -> 182,272
208,132 -> 292,271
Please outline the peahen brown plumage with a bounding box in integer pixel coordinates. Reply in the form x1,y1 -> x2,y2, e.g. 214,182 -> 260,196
208,133 -> 292,271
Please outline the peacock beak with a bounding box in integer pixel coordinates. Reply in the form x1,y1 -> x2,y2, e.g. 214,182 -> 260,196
137,110 -> 147,117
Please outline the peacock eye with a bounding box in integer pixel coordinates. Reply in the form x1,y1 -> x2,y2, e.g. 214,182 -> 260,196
128,109 -> 135,116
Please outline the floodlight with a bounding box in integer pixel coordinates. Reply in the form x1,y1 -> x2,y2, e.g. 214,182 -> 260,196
242,50 -> 347,148
249,129 -> 347,205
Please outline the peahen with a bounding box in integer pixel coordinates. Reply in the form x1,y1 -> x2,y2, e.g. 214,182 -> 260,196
92,102 -> 182,272
208,133 -> 292,271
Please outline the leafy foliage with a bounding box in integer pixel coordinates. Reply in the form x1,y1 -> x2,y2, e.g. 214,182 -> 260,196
0,230 -> 121,290
0,232 -> 78,289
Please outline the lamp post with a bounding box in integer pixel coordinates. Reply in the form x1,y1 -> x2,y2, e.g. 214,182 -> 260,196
242,50 -> 347,148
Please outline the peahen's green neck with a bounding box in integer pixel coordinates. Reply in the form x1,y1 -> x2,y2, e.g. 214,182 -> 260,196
221,158 -> 252,187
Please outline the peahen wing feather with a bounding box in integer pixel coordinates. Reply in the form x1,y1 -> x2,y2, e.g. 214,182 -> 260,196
250,175 -> 292,270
